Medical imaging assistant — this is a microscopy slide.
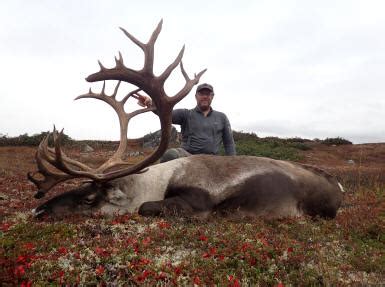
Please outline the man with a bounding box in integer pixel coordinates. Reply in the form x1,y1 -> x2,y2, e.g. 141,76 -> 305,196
139,83 -> 236,162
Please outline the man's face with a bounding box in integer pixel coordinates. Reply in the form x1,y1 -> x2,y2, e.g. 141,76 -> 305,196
195,89 -> 214,111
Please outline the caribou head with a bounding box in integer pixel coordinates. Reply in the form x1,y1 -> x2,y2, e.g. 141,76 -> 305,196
29,21 -> 343,219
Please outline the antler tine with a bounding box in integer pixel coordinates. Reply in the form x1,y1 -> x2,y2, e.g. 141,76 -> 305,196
29,131 -> 87,197
39,132 -> 56,163
76,85 -> 120,109
121,88 -> 142,105
119,27 -> 146,51
51,129 -> 82,177
112,80 -> 121,98
38,130 -> 74,171
148,19 -> 163,46
48,129 -> 106,180
42,130 -> 93,172
28,149 -> 73,198
38,130 -> 86,172
129,105 -> 157,118
158,46 -> 185,84
180,62 -> 190,81
142,19 -> 162,74
98,60 -> 107,72
115,52 -> 124,69
119,19 -> 163,75
171,67 -> 207,104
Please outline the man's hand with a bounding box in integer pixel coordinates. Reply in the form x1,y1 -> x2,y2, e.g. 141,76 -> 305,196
134,93 -> 153,108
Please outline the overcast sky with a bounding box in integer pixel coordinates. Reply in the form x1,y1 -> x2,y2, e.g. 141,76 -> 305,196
1,0 -> 384,144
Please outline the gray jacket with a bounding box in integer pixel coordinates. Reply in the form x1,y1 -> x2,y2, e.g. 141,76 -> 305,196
172,106 -> 236,155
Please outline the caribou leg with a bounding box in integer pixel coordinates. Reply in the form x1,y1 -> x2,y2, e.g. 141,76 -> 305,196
138,186 -> 214,217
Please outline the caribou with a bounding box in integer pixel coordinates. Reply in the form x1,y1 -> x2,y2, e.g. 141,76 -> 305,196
28,21 -> 343,219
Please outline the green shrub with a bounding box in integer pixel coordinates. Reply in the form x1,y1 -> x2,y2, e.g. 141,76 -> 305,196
0,132 -> 73,146
235,139 -> 301,161
287,142 -> 312,151
322,137 -> 352,146
219,131 -> 314,161
285,137 -> 312,143
232,131 -> 259,141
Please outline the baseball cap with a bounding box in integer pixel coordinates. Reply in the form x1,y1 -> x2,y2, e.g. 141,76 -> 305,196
196,83 -> 214,94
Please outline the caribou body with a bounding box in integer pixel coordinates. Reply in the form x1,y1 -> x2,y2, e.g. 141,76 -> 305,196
33,155 -> 343,219
29,21 -> 343,219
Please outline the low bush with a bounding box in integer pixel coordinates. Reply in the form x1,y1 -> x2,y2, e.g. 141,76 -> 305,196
322,137 -> 352,146
0,132 -> 73,146
235,139 -> 302,161
232,131 -> 259,142
228,132 -> 312,160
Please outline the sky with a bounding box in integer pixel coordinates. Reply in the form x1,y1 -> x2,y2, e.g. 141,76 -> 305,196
1,0 -> 384,144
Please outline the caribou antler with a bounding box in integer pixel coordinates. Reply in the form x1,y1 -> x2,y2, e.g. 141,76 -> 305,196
28,20 -> 206,198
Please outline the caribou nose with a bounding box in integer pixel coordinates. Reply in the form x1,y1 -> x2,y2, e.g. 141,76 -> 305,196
31,207 -> 46,217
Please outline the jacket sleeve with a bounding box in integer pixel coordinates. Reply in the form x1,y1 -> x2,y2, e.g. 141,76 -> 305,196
222,114 -> 236,155
172,109 -> 188,125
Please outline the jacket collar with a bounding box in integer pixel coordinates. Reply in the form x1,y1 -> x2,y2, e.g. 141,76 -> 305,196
194,105 -> 213,116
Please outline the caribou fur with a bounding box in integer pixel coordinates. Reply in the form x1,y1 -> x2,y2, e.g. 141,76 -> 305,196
33,155 -> 343,219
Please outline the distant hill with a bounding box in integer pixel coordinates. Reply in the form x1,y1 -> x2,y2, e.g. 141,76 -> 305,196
0,129 -> 354,162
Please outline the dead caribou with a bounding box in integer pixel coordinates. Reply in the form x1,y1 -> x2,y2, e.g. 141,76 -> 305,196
28,21 -> 343,219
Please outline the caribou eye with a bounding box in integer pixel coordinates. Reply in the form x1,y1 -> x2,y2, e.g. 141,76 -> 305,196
81,194 -> 97,205
81,198 -> 94,205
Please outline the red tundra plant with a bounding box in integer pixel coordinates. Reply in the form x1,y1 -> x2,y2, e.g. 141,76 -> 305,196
157,220 -> 171,229
1,222 -> 12,232
23,243 -> 35,251
57,247 -> 68,256
96,265 -> 105,276
14,265 -> 25,278
198,235 -> 208,242
228,275 -> 241,287
20,280 -> 32,287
